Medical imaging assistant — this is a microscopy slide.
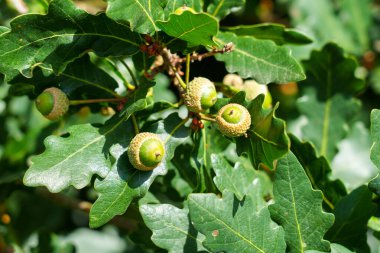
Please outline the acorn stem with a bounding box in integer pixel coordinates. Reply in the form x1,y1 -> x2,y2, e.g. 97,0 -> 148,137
185,53 -> 191,85
131,114 -> 140,135
172,65 -> 187,89
69,98 -> 126,105
199,113 -> 216,122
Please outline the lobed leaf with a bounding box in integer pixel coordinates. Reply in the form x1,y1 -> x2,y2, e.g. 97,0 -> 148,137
298,43 -> 364,161
106,0 -> 164,34
236,94 -> 290,170
269,152 -> 334,253
0,0 -> 140,81
157,11 -> 218,47
23,123 -> 115,193
140,204 -> 206,253
214,32 -> 305,84
189,191 -> 286,253
89,113 -> 190,228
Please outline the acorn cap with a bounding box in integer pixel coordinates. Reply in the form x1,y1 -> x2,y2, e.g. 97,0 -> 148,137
127,132 -> 165,171
35,87 -> 69,121
216,103 -> 251,137
185,77 -> 217,113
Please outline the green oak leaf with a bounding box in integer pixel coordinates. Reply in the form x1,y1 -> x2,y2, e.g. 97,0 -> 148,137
290,134 -> 346,211
370,109 -> 380,169
214,32 -> 305,84
157,11 -> 218,47
269,152 -> 334,253
8,55 -> 118,98
89,113 -> 190,228
188,191 -> 286,253
298,43 -> 364,161
325,186 -> 376,253
207,0 -> 245,20
164,0 -> 203,18
369,110 -> 380,195
140,204 -> 207,253
23,123 -> 116,193
222,23 -> 312,45
211,154 -> 270,210
0,0 -> 140,81
236,94 -> 290,170
106,0 -> 164,34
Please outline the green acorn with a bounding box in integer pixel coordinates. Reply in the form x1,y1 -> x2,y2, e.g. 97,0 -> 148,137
35,87 -> 69,121
184,77 -> 217,113
216,103 -> 251,137
127,132 -> 165,171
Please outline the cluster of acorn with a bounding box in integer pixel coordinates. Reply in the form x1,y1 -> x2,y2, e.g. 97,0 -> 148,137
34,77 -> 251,171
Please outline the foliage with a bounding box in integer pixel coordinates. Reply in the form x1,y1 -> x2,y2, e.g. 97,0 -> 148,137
0,0 -> 380,252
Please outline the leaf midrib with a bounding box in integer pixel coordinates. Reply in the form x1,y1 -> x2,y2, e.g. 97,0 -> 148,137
284,157 -> 305,252
0,32 -> 139,58
216,36 -> 303,78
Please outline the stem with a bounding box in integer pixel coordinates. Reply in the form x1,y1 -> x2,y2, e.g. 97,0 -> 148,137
120,59 -> 139,87
131,114 -> 140,135
186,53 -> 191,85
70,98 -> 125,105
199,113 -> 216,122
173,68 -> 187,89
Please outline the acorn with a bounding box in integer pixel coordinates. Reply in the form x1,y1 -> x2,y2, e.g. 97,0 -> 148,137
35,87 -> 69,121
127,132 -> 165,171
184,77 -> 217,113
216,103 -> 251,137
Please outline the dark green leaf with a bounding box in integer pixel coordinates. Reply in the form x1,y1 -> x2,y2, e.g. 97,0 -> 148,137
290,134 -> 346,211
325,186 -> 376,253
89,113 -> 190,228
0,0 -> 140,81
140,204 -> 206,252
269,152 -> 334,252
106,0 -> 164,34
189,191 -> 286,253
215,32 -> 305,84
157,11 -> 218,47
9,55 -> 118,98
207,0 -> 245,20
222,23 -> 312,45
236,94 -> 290,170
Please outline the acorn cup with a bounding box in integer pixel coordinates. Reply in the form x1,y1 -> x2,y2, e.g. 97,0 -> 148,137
35,87 -> 69,121
127,132 -> 165,171
216,103 -> 251,137
184,77 -> 217,113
